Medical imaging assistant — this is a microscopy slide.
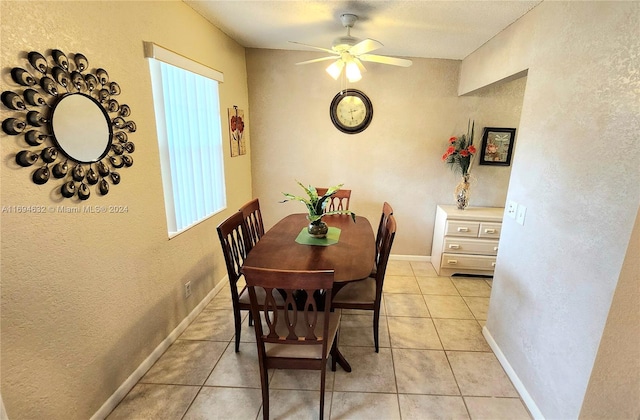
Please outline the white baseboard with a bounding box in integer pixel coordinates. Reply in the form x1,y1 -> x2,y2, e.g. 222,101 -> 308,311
390,254 -> 430,262
482,326 -> 545,420
91,277 -> 228,420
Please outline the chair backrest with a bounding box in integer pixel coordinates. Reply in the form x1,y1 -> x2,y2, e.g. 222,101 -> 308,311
375,202 -> 394,262
315,187 -> 351,212
216,211 -> 250,287
374,214 -> 397,295
239,198 -> 264,251
242,267 -> 334,348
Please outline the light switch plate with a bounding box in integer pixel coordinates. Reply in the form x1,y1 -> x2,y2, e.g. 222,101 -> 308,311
516,204 -> 527,225
507,201 -> 517,219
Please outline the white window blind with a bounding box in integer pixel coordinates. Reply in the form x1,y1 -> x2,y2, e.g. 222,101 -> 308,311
146,42 -> 226,236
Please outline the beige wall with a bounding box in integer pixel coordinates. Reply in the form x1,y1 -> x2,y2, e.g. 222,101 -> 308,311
580,208 -> 640,419
461,2 -> 640,418
0,1 -> 252,418
246,49 -> 526,256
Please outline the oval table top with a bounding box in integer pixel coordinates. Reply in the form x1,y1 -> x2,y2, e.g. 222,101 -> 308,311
242,213 -> 375,284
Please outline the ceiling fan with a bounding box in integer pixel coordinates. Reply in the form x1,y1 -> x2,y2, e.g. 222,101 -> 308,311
291,13 -> 413,83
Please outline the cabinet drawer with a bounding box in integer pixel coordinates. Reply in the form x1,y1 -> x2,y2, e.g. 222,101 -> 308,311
443,238 -> 499,255
478,222 -> 502,239
441,253 -> 497,271
445,220 -> 479,237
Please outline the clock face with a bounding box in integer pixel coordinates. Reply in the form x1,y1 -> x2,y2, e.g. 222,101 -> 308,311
329,89 -> 373,134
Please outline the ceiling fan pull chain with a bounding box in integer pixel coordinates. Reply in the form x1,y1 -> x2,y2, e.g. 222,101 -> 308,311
341,70 -> 346,93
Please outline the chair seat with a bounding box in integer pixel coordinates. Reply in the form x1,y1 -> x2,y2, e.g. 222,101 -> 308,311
238,285 -> 286,306
265,309 -> 341,359
332,278 -> 376,305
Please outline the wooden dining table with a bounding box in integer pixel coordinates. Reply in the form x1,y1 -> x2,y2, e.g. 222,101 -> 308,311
242,213 -> 376,372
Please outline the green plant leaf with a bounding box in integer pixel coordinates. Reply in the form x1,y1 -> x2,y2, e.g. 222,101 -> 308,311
323,210 -> 357,222
282,181 -> 355,222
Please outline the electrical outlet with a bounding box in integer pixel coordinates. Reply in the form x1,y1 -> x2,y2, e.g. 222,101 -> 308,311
507,201 -> 517,219
516,204 -> 527,225
184,281 -> 192,298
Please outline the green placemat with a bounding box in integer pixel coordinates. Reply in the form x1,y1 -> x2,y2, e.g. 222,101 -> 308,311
295,227 -> 341,246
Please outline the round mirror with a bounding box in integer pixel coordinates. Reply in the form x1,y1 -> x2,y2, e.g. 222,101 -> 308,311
51,93 -> 112,163
2,50 -> 135,199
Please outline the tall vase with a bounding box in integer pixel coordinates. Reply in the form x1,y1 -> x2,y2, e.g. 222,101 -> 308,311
454,174 -> 471,210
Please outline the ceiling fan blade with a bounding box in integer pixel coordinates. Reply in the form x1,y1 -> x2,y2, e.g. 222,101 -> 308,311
358,54 -> 413,67
289,41 -> 338,55
296,56 -> 341,65
348,38 -> 383,56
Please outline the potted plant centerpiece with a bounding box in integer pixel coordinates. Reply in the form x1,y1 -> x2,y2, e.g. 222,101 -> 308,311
282,181 -> 356,238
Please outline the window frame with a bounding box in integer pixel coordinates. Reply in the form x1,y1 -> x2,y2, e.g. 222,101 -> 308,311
145,42 -> 227,237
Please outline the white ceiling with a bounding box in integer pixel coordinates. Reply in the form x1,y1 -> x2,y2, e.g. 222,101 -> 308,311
183,0 -> 541,60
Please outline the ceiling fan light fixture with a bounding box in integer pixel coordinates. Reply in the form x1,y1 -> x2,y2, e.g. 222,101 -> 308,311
345,61 -> 362,82
326,60 -> 344,80
292,12 -> 412,82
332,35 -> 359,51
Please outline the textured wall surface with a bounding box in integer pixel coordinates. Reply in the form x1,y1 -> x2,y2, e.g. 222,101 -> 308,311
462,2 -> 640,418
0,1 -> 252,418
246,49 -> 526,255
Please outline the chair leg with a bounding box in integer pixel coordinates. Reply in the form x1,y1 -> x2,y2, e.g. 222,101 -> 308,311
233,309 -> 242,352
319,366 -> 326,420
248,311 -> 254,326
373,309 -> 380,353
260,365 -> 269,420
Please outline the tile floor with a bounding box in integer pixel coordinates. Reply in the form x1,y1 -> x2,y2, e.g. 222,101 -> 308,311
107,261 -> 532,419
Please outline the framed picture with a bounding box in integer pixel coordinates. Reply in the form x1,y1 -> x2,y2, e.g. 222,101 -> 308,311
479,127 -> 516,166
228,106 -> 246,157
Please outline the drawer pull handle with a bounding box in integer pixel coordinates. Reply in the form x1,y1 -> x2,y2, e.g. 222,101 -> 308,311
491,262 -> 497,267
494,247 -> 499,251
448,244 -> 460,249
484,228 -> 496,234
447,259 -> 458,265
457,227 -> 469,232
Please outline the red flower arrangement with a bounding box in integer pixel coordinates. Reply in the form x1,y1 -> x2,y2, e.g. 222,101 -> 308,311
230,115 -> 244,139
442,121 -> 476,176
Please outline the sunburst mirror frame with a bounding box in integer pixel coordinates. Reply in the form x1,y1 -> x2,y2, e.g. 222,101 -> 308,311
1,49 -> 136,200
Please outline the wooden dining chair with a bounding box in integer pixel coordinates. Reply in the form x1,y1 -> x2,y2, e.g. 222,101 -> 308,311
372,202 -> 394,276
216,211 -> 285,352
239,198 -> 264,251
332,214 -> 397,352
242,267 -> 341,420
315,187 -> 351,212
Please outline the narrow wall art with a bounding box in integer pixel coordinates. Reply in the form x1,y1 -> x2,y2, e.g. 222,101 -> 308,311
228,106 -> 246,157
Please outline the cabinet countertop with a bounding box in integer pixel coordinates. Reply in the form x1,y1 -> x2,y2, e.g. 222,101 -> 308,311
437,205 -> 504,222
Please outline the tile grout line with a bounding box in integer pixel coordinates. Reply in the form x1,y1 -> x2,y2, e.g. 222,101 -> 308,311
111,262 -> 532,419
382,288 -> 403,420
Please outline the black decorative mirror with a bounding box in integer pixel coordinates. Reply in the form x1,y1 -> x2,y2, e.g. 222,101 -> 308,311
1,49 -> 135,200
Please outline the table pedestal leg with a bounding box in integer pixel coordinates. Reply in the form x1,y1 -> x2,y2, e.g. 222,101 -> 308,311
335,347 -> 352,372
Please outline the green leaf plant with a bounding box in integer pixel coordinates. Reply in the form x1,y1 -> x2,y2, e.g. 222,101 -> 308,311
442,120 -> 477,177
281,181 -> 356,224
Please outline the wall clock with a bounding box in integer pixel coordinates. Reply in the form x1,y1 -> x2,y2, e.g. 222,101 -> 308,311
329,89 -> 373,134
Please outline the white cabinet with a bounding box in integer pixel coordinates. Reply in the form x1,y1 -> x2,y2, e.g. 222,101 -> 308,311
431,205 -> 504,276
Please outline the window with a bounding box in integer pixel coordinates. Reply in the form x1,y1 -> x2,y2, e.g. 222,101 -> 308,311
145,42 -> 226,236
